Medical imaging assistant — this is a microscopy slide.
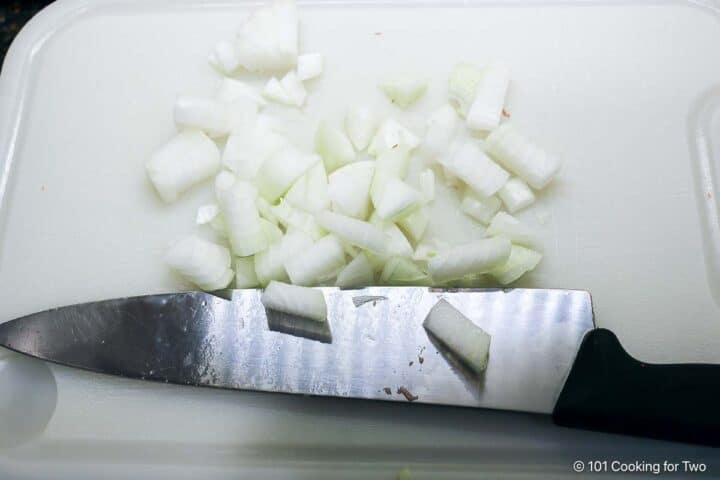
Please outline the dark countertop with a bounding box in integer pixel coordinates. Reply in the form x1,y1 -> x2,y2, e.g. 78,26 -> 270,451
1,1 -> 54,68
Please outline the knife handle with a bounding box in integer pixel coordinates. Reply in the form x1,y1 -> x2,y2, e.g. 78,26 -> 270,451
552,328 -> 720,446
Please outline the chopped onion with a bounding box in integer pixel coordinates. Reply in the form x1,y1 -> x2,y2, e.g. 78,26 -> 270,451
418,169 -> 435,203
427,237 -> 512,283
498,177 -> 535,213
165,236 -> 234,291
174,96 -> 229,138
209,40 -> 241,74
271,199 -> 326,239
196,204 -> 220,225
486,211 -> 539,246
484,123 -> 560,189
279,71 -> 307,106
379,75 -> 428,108
284,162 -> 329,213
215,173 -> 267,256
441,142 -> 509,197
235,0 -> 298,72
380,257 -> 429,285
263,77 -> 292,105
217,78 -> 266,106
327,160 -> 375,219
315,121 -> 356,172
441,165 -> 462,188
254,231 -> 314,285
235,256 -> 260,288
370,148 -> 410,208
424,104 -> 458,156
424,299 -> 491,374
367,119 -> 420,157
285,234 -> 347,285
261,281 -> 327,322
256,196 -> 279,226
255,147 -> 320,202
261,218 -> 283,244
397,207 -> 429,244
413,243 -> 440,262
370,217 -> 414,258
448,63 -> 484,117
488,245 -> 542,285
222,124 -> 287,180
225,96 -> 259,135
374,177 -> 422,221
460,190 -> 502,225
336,253 -> 374,288
315,211 -> 388,254
466,64 -> 510,131
297,53 -> 323,81
345,106 -> 378,151
146,130 -> 220,203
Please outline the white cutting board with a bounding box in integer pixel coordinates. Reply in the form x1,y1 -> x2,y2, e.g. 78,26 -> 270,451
1,0 -> 720,477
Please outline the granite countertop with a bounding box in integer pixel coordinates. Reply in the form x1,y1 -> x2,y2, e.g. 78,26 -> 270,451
1,1 -> 54,68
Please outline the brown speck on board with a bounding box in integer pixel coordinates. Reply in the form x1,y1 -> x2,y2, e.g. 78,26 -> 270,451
418,356 -> 424,364
502,108 -> 510,118
397,386 -> 418,402
374,32 -> 383,36
408,361 -> 414,367
708,192 -> 713,200
41,185 -> 46,191
392,144 -> 399,149
383,387 -> 392,395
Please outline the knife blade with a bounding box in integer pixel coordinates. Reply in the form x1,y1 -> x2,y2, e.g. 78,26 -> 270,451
0,287 -> 593,414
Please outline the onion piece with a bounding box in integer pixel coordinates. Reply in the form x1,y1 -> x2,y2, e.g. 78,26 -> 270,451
285,235 -> 347,285
215,172 -> 267,256
255,147 -> 320,202
369,217 -> 414,258
374,177 -> 422,221
261,281 -> 327,323
327,160 -> 375,219
165,236 -> 234,291
418,169 -> 435,203
146,130 -> 220,203
284,162 -> 329,213
209,40 -> 240,74
174,96 -> 229,138
315,121 -> 356,173
370,148 -> 410,208
460,190 -> 502,225
486,211 -> 539,246
498,177 -> 535,213
379,75 -> 428,109
271,200 -> 326,239
397,207 -> 429,244
235,256 -> 260,288
367,119 -> 420,157
424,299 -> 491,374
222,124 -> 286,179
235,0 -> 298,73
217,78 -> 266,106
336,253 -> 374,288
263,77 -> 292,105
424,104 -> 458,156
413,243 -> 440,262
256,196 -> 279,226
261,218 -> 283,244
427,237 -> 511,283
441,142 -> 509,197
380,257 -> 429,285
225,96 -> 259,135
488,245 -> 542,285
448,63 -> 484,117
344,106 -> 378,151
466,64 -> 510,131
254,231 -> 314,286
485,123 -> 560,189
297,53 -> 323,81
196,204 -> 220,225
279,71 -> 307,107
315,211 -> 388,254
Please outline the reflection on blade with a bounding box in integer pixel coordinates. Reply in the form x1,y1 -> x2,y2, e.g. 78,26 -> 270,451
0,288 -> 594,414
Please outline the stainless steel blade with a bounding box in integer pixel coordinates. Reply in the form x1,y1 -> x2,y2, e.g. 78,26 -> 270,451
0,288 -> 594,414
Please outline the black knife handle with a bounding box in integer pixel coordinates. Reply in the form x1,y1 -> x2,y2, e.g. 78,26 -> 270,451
553,328 -> 720,446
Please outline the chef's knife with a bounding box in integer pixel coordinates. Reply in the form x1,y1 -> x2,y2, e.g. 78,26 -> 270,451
0,287 -> 717,446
